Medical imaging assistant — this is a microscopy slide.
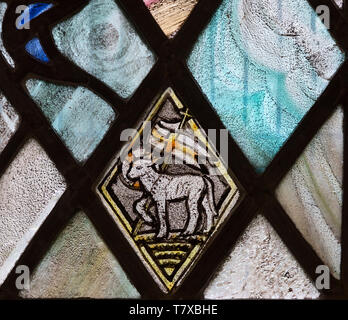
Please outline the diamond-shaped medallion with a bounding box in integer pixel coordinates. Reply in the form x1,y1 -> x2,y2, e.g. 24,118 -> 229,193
97,88 -> 240,292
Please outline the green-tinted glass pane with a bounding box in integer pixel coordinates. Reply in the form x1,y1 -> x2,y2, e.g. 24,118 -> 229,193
20,212 -> 140,298
276,107 -> 343,279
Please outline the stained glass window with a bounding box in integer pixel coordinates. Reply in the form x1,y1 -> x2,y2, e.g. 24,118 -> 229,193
0,0 -> 347,302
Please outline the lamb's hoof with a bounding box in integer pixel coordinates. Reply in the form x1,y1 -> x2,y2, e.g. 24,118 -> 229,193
156,231 -> 167,239
203,225 -> 215,234
143,216 -> 154,224
182,229 -> 195,236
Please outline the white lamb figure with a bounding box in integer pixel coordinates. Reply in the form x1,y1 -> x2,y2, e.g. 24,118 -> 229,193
127,158 -> 218,238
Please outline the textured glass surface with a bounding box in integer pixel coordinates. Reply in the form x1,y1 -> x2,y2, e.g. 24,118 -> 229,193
0,139 -> 66,285
188,0 -> 344,173
0,2 -> 14,67
98,88 -> 240,292
276,107 -> 343,279
52,0 -> 156,99
205,215 -> 319,299
20,212 -> 140,299
144,0 -> 198,38
25,38 -> 50,63
0,92 -> 20,153
334,0 -> 343,8
26,79 -> 116,163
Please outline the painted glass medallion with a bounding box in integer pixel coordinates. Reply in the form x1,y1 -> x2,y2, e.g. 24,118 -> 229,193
276,107 -> 343,279
144,0 -> 199,38
97,88 -> 240,292
52,0 -> 156,99
187,0 -> 344,173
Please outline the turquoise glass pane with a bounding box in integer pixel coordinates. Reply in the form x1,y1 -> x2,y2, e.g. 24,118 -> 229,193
188,0 -> 344,173
52,0 -> 156,99
26,79 -> 116,163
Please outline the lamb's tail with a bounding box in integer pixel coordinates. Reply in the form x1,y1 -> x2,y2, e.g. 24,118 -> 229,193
203,177 -> 218,217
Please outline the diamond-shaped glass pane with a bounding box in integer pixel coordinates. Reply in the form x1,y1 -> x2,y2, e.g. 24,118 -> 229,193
26,79 -> 116,163
205,215 -> 320,299
0,139 -> 66,286
20,211 -> 140,299
144,0 -> 199,38
97,88 -> 240,292
276,107 -> 343,279
188,0 -> 344,173
52,0 -> 156,99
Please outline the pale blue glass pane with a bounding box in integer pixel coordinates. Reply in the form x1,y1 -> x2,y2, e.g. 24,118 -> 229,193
188,0 -> 344,173
52,0 -> 156,99
26,79 -> 116,163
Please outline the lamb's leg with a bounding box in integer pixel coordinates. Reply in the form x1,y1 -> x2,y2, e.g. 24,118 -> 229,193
202,196 -> 214,233
183,192 -> 201,235
134,196 -> 153,224
155,199 -> 168,239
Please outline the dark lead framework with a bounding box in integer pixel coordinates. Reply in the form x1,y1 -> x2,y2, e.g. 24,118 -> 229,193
0,0 -> 347,299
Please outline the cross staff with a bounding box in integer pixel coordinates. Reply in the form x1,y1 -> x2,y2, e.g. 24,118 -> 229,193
161,108 -> 192,172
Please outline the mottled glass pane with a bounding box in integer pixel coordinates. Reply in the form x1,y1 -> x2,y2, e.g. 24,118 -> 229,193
0,92 -> 20,153
0,139 -> 66,285
98,88 -> 240,293
144,0 -> 198,38
26,79 -> 116,163
205,215 -> 319,299
52,0 -> 156,99
20,212 -> 140,299
188,0 -> 344,173
276,107 -> 343,279
0,2 -> 15,67
334,0 -> 343,8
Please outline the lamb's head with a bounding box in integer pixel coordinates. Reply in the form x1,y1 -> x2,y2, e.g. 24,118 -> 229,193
127,159 -> 153,180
